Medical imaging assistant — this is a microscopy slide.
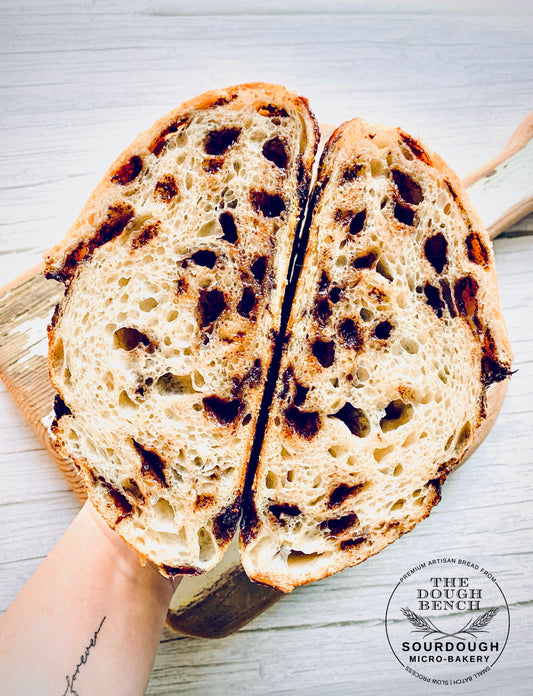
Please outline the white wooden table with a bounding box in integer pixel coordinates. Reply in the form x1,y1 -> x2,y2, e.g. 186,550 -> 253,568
1,2 -> 532,694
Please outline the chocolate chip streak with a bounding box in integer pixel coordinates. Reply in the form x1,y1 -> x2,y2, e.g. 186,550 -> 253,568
46,204 -> 134,284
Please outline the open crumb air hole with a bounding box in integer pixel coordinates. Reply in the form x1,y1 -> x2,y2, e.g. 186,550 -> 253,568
156,373 -> 196,395
113,327 -> 152,351
380,400 -> 414,432
287,550 -> 327,567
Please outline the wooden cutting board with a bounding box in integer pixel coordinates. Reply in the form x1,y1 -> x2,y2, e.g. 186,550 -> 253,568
1,115 -> 532,638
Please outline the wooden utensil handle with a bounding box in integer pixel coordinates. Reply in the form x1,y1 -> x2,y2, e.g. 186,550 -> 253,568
463,111 -> 533,239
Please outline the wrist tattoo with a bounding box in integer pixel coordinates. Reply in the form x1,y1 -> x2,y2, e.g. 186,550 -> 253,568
61,615 -> 106,696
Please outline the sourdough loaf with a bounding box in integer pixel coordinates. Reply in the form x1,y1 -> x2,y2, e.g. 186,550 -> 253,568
45,83 -> 318,575
240,119 -> 513,592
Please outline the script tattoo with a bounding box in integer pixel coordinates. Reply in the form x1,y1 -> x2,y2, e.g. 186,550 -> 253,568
61,616 -> 106,696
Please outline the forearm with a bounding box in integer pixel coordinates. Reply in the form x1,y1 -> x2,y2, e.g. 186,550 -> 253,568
0,501 -> 178,696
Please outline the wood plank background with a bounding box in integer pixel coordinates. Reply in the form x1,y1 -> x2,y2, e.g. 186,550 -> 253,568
0,2 -> 532,694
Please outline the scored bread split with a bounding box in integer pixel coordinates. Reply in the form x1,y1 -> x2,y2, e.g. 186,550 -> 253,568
240,119 -> 513,592
45,83 -> 319,576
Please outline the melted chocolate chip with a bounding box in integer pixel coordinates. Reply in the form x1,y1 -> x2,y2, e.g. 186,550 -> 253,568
399,133 -> 432,165
482,355 -> 512,387
329,287 -> 341,303
242,413 -> 252,426
284,405 -> 320,439
454,276 -> 479,317
211,94 -> 238,107
334,209 -> 352,224
202,157 -> 225,174
204,127 -> 241,155
340,536 -> 367,550
328,483 -> 364,509
312,339 -> 335,368
338,318 -> 363,350
212,495 -> 241,543
315,297 -> 332,326
98,476 -> 133,522
318,270 -> 330,294
112,155 -> 142,185
53,394 -> 72,421
353,251 -> 378,269
280,367 -> 293,401
466,231 -> 489,266
439,278 -> 457,318
162,564 -> 201,576
424,233 -> 448,274
244,359 -> 263,388
320,513 -> 358,536
219,211 -> 238,244
149,117 -> 189,157
122,478 -> 144,503
195,493 -> 215,509
481,330 -> 513,387
392,169 -> 424,205
92,205 -> 134,247
374,320 -> 393,340
291,381 -> 307,407
296,156 -> 308,206
49,302 -> 61,329
329,403 -> 370,437
153,174 -> 178,202
250,190 -> 286,218
240,497 -> 260,544
132,440 -> 167,487
262,137 -> 288,169
424,282 -> 444,318
257,104 -> 288,118
203,396 -> 243,424
55,204 -> 134,284
176,277 -> 188,295
342,164 -> 362,182
198,288 -> 227,326
250,256 -> 268,284
482,354 -> 512,387
191,249 -> 217,268
445,180 -> 458,200
230,362 -> 262,399
426,478 -> 442,501
269,504 -> 301,520
131,221 -> 160,250
394,202 -> 415,226
237,286 -> 256,318
349,209 -> 367,235
135,376 -> 153,397
45,270 -> 66,284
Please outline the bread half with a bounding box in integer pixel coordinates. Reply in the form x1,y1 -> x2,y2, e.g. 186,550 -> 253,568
240,119 -> 513,592
45,83 -> 318,575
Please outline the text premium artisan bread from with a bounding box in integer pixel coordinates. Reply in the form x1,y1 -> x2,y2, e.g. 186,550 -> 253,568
45,84 -> 512,589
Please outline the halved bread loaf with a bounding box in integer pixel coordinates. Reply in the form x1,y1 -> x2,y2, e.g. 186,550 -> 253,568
240,119 -> 513,592
45,83 -> 318,575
